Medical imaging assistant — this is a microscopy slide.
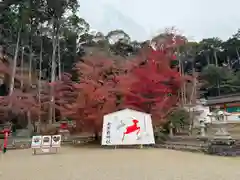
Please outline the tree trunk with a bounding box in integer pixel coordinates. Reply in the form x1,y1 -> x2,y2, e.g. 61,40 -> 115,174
214,50 -> 218,66
94,129 -> 99,141
169,122 -> 173,137
26,44 -> 33,131
49,19 -> 58,124
37,38 -> 43,133
0,45 -> 3,60
27,110 -> 33,133
20,47 -> 24,89
57,37 -> 61,80
206,53 -> 210,65
236,48 -> 240,60
9,27 -> 21,95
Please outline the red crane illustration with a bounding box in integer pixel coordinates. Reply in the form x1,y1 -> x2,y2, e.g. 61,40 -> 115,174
122,119 -> 140,141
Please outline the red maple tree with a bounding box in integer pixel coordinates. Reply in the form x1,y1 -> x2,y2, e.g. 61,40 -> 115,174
61,32 -> 191,133
117,52 -> 180,125
0,59 -> 41,123
116,33 -> 190,126
62,56 -> 122,133
0,90 -> 39,114
51,73 -> 78,119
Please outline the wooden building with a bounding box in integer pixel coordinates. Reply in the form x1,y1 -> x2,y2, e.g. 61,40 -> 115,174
205,94 -> 240,121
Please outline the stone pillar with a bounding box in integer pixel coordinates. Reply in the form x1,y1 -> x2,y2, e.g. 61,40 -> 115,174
200,121 -> 205,137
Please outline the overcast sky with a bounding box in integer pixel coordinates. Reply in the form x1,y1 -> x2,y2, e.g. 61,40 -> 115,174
79,0 -> 240,41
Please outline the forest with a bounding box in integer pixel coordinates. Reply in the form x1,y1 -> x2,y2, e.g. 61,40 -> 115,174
0,0 -> 239,134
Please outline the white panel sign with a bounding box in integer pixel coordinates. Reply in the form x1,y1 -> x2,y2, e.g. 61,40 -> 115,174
51,135 -> 61,148
41,135 -> 51,148
31,136 -> 42,149
101,108 -> 155,145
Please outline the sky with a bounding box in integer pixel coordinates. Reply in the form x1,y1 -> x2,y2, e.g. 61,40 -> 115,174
79,0 -> 240,41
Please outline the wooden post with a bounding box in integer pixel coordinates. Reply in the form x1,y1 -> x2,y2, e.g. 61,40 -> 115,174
32,149 -> 36,155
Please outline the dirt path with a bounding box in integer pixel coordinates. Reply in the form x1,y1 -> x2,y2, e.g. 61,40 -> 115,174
0,147 -> 240,180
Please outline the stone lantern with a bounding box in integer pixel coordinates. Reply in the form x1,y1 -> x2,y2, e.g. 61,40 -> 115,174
199,119 -> 206,137
208,110 -> 232,140
206,110 -> 236,156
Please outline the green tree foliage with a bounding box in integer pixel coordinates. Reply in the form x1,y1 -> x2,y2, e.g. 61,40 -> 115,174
167,108 -> 190,129
201,64 -> 239,96
0,0 -> 86,75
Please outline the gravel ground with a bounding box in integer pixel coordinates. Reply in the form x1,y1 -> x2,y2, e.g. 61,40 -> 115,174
0,147 -> 240,180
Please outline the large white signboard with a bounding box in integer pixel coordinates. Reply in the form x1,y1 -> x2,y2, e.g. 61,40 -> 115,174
101,108 -> 155,145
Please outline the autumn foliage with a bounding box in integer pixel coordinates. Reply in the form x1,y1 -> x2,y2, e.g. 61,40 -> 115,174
61,57 -> 121,132
59,33 -> 190,133
0,59 -> 40,122
118,50 -> 183,125
0,31 -> 190,134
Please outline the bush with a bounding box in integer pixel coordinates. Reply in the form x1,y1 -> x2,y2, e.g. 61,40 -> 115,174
167,108 -> 190,131
154,127 -> 168,142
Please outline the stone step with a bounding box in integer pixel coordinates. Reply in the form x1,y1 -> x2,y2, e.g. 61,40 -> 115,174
155,143 -> 206,153
169,136 -> 208,142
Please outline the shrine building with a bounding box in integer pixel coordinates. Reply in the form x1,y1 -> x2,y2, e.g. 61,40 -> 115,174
205,93 -> 240,121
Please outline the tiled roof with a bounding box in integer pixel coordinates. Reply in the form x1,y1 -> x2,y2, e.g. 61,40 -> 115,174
206,94 -> 240,105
